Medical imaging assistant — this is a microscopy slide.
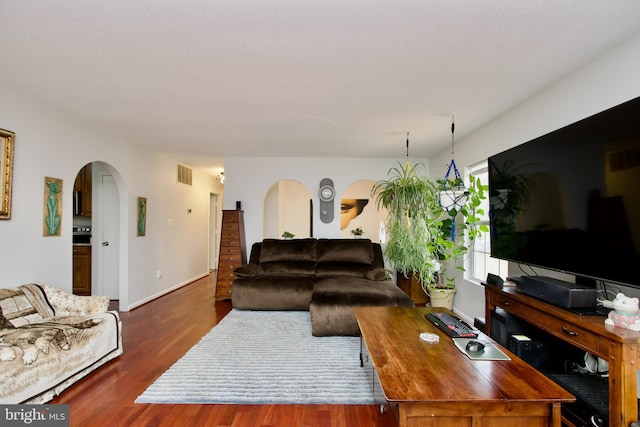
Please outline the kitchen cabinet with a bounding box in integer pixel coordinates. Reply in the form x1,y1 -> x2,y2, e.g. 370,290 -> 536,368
73,163 -> 92,216
73,245 -> 91,295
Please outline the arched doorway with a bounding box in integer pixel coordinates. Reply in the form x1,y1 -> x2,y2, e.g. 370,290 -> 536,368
263,180 -> 312,239
72,161 -> 126,310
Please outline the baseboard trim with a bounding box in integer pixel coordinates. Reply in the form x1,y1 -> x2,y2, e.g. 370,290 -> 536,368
127,272 -> 210,311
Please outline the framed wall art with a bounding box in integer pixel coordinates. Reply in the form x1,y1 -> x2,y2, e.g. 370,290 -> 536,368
1,128 -> 15,220
43,177 -> 63,236
137,197 -> 147,236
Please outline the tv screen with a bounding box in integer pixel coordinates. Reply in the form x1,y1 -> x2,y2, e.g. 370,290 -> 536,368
488,96 -> 640,288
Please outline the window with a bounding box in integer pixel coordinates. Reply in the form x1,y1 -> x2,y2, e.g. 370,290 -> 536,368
466,162 -> 508,283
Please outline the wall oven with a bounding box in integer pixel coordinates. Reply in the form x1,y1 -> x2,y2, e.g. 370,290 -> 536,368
72,226 -> 91,245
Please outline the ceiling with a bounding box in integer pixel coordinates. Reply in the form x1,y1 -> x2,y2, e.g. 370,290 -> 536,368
2,1 -> 640,175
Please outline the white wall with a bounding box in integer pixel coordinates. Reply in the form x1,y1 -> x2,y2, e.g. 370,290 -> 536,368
223,157 -> 428,248
0,85 -> 223,310
429,33 -> 640,321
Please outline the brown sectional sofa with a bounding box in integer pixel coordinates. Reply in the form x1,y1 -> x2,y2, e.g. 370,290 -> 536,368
231,238 -> 414,336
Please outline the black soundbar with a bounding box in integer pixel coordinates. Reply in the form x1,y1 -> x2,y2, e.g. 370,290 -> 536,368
519,276 -> 597,309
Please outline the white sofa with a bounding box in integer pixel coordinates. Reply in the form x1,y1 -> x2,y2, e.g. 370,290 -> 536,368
0,283 -> 122,404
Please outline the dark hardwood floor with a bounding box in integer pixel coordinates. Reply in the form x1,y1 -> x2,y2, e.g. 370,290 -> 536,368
52,274 -> 384,426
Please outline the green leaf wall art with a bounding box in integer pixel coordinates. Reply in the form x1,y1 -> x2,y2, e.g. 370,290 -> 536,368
43,177 -> 62,236
137,197 -> 147,236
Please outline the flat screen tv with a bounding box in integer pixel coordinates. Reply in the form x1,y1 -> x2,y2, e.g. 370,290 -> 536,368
488,96 -> 640,289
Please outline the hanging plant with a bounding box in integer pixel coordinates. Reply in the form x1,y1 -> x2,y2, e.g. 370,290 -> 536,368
372,161 -> 488,289
372,162 -> 448,285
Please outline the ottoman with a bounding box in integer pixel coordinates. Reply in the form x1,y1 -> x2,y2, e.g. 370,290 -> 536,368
309,277 -> 414,336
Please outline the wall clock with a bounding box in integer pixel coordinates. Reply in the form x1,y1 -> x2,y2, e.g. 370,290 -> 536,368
318,178 -> 334,223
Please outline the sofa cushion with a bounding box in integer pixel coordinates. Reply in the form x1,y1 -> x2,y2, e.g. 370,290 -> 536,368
38,283 -> 109,316
259,239 -> 317,263
233,264 -> 264,278
260,261 -> 316,275
315,262 -> 377,278
232,276 -> 316,310
312,278 -> 413,306
316,239 -> 374,264
310,278 -> 414,336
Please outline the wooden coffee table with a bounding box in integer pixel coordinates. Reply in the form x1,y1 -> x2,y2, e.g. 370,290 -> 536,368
354,306 -> 575,427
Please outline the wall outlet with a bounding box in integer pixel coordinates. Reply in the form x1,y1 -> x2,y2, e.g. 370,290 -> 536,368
156,270 -> 162,279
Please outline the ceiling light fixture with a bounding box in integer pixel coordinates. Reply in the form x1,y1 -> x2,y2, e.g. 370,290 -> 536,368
217,172 -> 225,184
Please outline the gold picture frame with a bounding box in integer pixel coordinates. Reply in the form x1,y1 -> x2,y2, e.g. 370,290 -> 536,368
137,197 -> 147,236
1,128 -> 15,220
43,177 -> 63,236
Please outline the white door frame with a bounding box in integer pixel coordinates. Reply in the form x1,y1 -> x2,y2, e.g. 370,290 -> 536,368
91,162 -> 128,309
209,193 -> 221,270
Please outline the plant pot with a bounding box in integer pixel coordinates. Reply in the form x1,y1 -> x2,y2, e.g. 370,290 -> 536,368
396,271 -> 429,306
427,286 -> 456,310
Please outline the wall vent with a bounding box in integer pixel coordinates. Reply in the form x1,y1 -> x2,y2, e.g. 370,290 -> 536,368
609,147 -> 640,172
177,164 -> 193,185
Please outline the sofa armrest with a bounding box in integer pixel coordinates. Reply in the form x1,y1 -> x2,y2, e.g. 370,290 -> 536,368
38,283 -> 110,316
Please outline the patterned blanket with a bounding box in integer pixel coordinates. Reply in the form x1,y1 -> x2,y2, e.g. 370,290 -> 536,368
0,284 -> 122,403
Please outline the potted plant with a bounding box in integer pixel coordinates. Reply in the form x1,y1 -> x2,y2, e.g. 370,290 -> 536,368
428,173 -> 487,307
281,231 -> 295,240
372,161 -> 487,308
350,227 -> 364,238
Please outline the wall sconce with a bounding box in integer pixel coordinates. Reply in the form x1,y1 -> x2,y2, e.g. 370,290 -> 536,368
217,172 -> 225,184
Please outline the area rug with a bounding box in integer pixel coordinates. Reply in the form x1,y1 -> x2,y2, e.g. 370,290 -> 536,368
135,310 -> 374,404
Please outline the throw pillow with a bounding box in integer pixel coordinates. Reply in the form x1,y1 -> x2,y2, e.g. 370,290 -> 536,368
37,283 -> 109,316
366,268 -> 392,281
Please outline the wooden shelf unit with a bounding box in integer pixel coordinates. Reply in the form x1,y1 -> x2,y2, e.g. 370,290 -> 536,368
485,285 -> 640,427
215,210 -> 246,301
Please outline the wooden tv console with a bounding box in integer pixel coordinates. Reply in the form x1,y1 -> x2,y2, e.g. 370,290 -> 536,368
485,285 -> 640,427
